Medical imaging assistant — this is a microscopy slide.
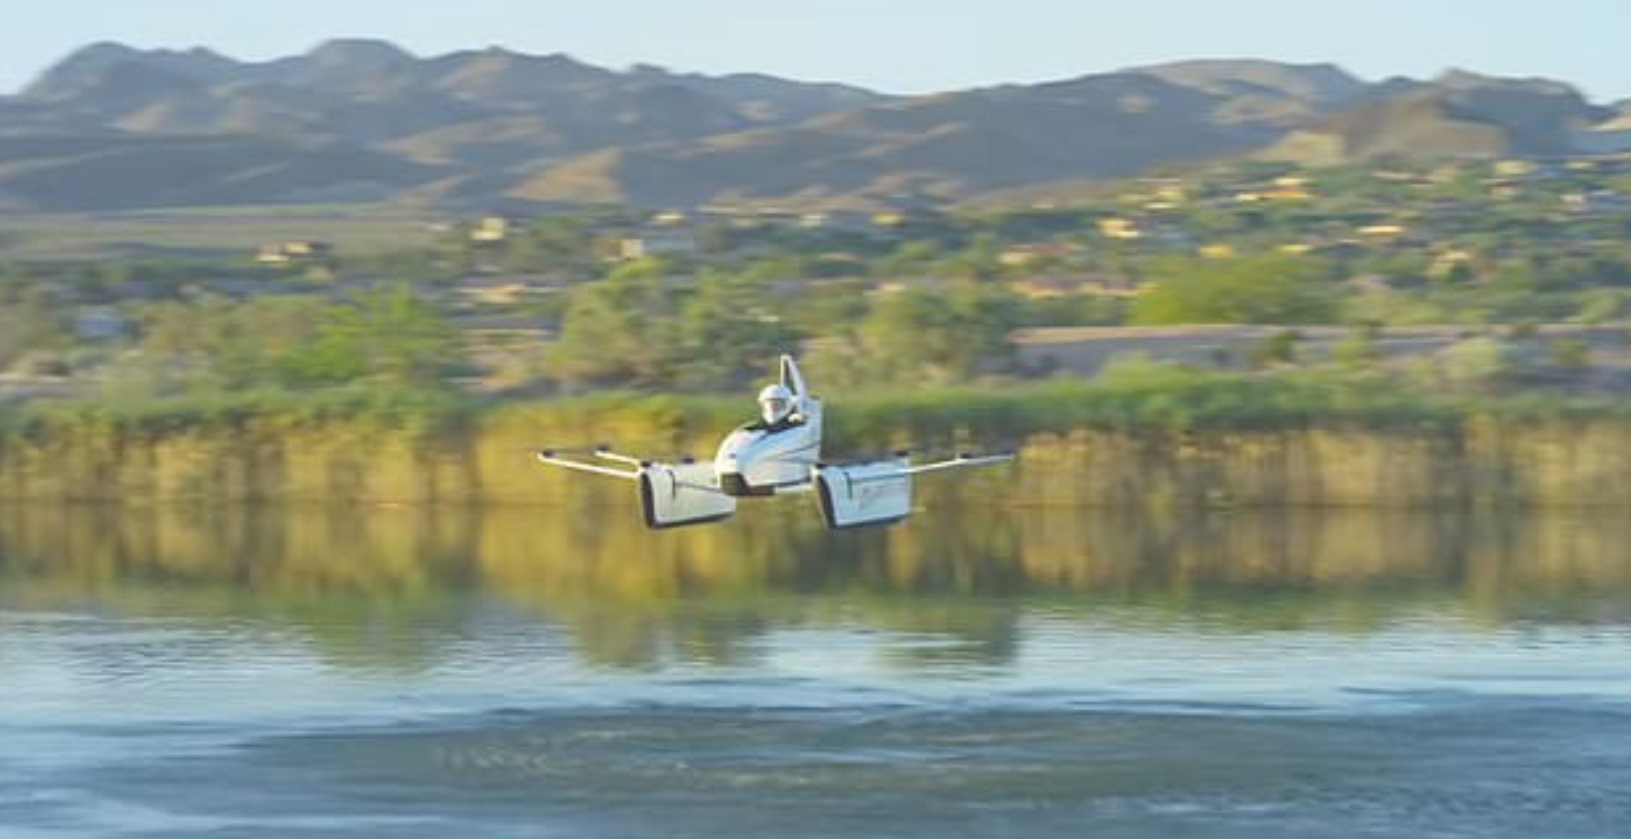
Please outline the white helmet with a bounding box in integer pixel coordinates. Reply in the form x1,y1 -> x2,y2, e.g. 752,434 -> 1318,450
758,383 -> 794,424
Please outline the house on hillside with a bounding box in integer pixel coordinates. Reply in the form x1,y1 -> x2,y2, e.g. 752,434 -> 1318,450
1010,275 -> 1081,299
1356,223 -> 1407,242
998,242 -> 1083,268
1493,160 -> 1537,178
797,211 -> 875,233
450,275 -> 565,307
470,216 -> 512,243
618,230 -> 698,260
1561,190 -> 1631,214
1098,217 -> 1141,240
1372,169 -> 1433,186
1263,176 -> 1313,201
256,240 -> 333,265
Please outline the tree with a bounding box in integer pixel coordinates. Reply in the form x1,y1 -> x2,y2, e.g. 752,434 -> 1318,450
1,286 -> 67,367
1131,254 -> 1338,325
786,278 -> 871,336
671,270 -> 802,390
944,280 -> 1021,374
1574,289 -> 1626,324
1439,336 -> 1511,395
1331,325 -> 1384,371
549,258 -> 680,388
855,288 -> 959,384
1249,329 -> 1302,369
939,233 -> 1001,282
1549,338 -> 1591,373
502,216 -> 599,276
877,239 -> 943,278
129,295 -> 342,391
850,281 -> 1022,385
281,286 -> 458,388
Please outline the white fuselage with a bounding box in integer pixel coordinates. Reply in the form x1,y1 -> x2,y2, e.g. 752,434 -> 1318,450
533,354 -> 1011,530
713,398 -> 823,496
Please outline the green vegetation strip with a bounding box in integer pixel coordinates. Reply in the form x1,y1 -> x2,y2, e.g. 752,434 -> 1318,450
8,365 -> 1631,448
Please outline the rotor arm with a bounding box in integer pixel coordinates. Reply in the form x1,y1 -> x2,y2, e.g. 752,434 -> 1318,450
534,450 -> 641,480
901,451 -> 1016,476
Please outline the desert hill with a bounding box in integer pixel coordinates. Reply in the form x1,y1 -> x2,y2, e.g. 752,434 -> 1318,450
0,41 -> 1625,212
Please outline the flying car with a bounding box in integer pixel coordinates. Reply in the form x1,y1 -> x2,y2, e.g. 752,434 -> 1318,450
534,355 -> 1013,529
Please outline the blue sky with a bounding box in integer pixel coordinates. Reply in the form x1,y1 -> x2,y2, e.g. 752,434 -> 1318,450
1,0 -> 1627,101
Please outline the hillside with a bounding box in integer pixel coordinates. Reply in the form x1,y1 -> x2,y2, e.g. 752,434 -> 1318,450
511,74 -> 1271,207
1126,58 -> 1367,128
1259,69 -> 1613,165
0,42 -> 1626,212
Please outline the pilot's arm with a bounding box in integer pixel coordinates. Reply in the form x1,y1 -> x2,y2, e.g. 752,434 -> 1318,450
765,411 -> 806,433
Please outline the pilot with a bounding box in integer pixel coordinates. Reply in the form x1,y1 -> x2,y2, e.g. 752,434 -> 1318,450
749,383 -> 804,433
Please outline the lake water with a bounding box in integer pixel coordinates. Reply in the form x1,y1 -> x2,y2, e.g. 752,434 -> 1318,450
2,505 -> 1629,838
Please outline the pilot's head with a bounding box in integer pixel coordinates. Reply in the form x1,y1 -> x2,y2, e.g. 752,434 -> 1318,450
758,383 -> 793,425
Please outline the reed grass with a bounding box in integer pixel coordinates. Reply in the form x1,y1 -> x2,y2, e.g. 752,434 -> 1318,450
5,373 -> 1631,507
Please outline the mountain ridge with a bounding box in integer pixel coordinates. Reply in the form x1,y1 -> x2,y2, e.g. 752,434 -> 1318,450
0,41 -> 1625,212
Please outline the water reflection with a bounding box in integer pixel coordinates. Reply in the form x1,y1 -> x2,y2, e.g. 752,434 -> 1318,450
1,503 -> 1629,670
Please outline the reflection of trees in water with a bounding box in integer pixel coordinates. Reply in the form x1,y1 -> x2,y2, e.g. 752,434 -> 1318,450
2,504 -> 1630,670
